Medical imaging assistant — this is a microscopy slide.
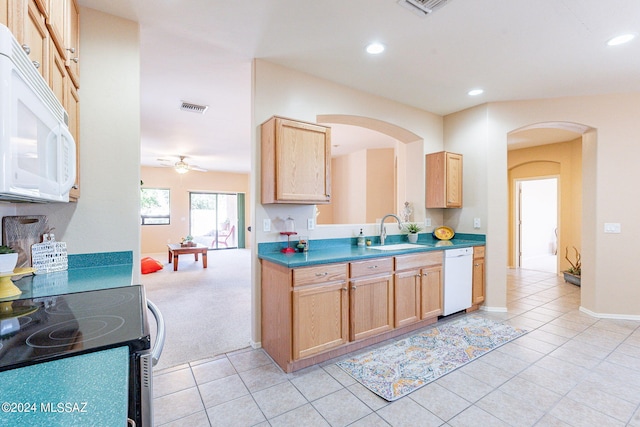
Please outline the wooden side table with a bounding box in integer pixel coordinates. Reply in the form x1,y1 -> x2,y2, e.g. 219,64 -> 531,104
167,244 -> 208,271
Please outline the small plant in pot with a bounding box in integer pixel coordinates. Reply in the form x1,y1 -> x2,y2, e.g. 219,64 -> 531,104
563,246 -> 581,286
404,223 -> 423,243
0,245 -> 18,274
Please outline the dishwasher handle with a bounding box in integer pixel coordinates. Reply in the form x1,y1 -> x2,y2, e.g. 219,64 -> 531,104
146,299 -> 165,367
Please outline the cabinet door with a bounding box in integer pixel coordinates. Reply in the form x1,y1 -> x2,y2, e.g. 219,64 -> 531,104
394,269 -> 421,328
292,282 -> 348,360
65,0 -> 79,87
262,117 -> 331,204
445,152 -> 463,208
66,83 -> 80,200
426,151 -> 463,208
472,257 -> 485,304
421,265 -> 442,319
350,274 -> 394,341
22,0 -> 49,81
48,38 -> 65,105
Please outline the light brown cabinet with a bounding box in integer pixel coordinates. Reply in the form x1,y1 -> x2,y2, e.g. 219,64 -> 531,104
45,0 -> 78,88
471,246 -> 485,305
66,82 -> 79,199
395,252 -> 443,328
261,116 -> 331,204
349,258 -> 394,341
261,250 -> 448,372
426,151 -> 463,208
292,263 -> 349,360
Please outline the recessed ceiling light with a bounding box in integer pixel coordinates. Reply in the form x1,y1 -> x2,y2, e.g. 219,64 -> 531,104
468,89 -> 484,96
607,33 -> 636,46
366,42 -> 385,55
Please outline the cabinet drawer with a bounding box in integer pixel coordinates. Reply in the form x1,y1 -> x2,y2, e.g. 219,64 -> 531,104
293,263 -> 347,287
474,246 -> 485,259
395,251 -> 442,271
350,258 -> 393,278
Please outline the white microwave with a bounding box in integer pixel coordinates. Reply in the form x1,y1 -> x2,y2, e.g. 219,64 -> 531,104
0,24 -> 76,203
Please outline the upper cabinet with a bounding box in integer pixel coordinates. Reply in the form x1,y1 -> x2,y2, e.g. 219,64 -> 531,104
261,116 -> 331,204
425,151 -> 463,208
46,0 -> 79,88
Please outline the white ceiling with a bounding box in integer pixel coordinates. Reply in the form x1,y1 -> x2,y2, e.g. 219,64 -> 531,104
77,0 -> 640,173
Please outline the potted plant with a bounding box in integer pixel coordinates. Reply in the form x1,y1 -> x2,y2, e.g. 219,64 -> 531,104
404,223 -> 422,243
563,246 -> 581,286
181,235 -> 195,247
0,245 -> 18,274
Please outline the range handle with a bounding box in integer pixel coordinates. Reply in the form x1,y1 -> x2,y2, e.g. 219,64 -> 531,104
146,299 -> 165,366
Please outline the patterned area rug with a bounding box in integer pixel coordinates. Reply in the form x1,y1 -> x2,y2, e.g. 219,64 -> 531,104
337,315 -> 527,401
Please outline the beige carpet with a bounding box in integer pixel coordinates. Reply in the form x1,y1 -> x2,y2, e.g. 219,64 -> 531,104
140,249 -> 252,370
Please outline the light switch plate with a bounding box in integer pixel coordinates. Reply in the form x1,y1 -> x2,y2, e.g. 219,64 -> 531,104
307,218 -> 315,230
263,218 -> 271,232
424,218 -> 431,227
474,218 -> 481,229
604,222 -> 621,233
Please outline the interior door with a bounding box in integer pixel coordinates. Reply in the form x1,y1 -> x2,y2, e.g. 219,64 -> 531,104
517,178 -> 558,273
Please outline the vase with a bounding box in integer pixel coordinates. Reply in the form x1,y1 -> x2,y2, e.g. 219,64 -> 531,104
0,253 -> 18,274
407,233 -> 418,243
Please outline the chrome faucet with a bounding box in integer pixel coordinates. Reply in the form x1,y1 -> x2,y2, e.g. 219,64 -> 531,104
379,214 -> 402,245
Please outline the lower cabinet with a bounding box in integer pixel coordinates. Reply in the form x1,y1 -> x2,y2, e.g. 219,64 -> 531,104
261,248 -> 460,373
472,246 -> 485,305
292,282 -> 349,360
395,252 -> 443,328
349,258 -> 394,341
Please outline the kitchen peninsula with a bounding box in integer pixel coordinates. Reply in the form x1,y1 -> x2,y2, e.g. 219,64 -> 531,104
258,234 -> 485,373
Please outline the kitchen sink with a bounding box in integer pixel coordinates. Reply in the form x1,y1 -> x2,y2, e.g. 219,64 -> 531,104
367,243 -> 423,251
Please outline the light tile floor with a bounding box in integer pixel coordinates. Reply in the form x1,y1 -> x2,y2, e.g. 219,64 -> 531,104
152,269 -> 640,426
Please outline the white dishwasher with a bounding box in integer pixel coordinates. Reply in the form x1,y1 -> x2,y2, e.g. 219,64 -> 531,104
443,247 -> 474,315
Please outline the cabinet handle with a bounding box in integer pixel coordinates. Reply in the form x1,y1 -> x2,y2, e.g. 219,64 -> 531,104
415,274 -> 421,278
71,57 -> 79,63
72,184 -> 79,189
32,61 -> 40,69
422,272 -> 429,277
314,272 -> 328,277
367,265 -> 379,269
341,287 -> 348,291
474,263 -> 480,267
21,44 -> 30,55
67,47 -> 76,54
351,285 -> 357,291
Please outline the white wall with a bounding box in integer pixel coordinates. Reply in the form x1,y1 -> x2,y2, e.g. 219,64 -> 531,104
1,9 -> 141,282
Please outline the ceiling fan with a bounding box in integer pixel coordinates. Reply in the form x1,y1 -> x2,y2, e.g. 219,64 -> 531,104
156,156 -> 207,174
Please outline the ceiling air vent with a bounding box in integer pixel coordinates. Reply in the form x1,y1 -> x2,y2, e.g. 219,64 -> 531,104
397,0 -> 451,16
180,101 -> 209,114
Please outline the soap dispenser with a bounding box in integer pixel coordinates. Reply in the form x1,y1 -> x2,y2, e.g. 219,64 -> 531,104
357,229 -> 366,247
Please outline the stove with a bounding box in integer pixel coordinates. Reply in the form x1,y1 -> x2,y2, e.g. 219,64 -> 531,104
0,285 -> 162,427
0,285 -> 150,370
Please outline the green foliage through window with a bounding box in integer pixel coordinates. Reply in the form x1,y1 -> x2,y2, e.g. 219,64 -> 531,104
141,188 -> 170,225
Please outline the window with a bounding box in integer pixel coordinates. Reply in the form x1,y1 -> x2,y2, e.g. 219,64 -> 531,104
141,188 -> 170,225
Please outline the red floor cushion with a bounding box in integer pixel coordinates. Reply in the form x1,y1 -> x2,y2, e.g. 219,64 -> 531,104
141,257 -> 163,274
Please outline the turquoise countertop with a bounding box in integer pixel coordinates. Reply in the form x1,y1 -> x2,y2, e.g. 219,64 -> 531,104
11,251 -> 133,300
258,233 -> 485,268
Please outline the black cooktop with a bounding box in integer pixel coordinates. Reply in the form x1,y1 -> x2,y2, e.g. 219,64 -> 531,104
0,285 -> 150,372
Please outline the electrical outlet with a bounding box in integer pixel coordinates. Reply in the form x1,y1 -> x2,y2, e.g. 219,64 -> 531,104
263,218 -> 271,232
425,218 -> 431,227
474,218 -> 481,229
307,218 -> 315,230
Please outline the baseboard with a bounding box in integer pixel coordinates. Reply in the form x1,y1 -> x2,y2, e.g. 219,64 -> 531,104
479,305 -> 508,313
250,340 -> 261,349
579,306 -> 640,321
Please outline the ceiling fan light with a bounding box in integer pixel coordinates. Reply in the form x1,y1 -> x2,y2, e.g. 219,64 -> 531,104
175,160 -> 189,174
